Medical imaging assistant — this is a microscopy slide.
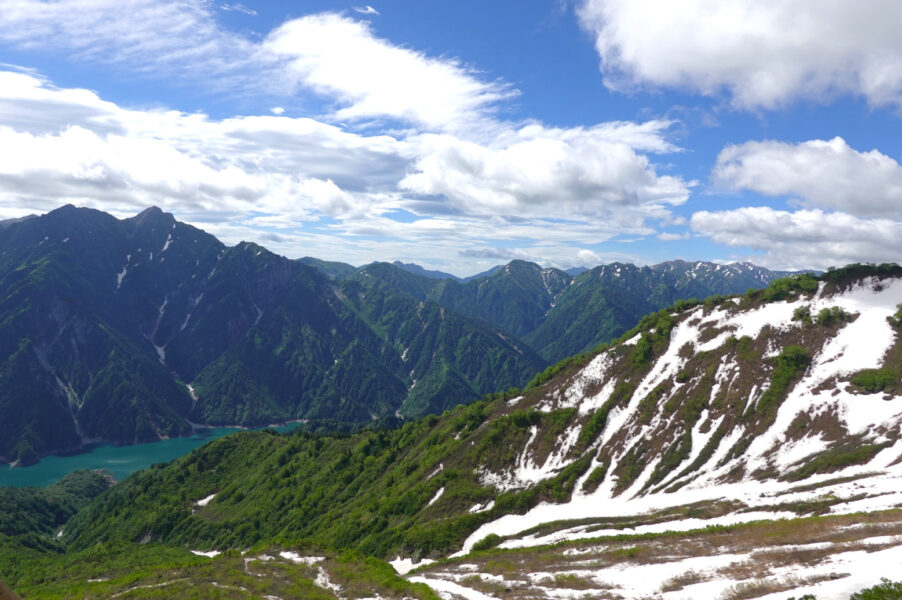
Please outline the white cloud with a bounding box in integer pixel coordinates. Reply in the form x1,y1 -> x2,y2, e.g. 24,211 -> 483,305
220,3 -> 257,16
0,70 -> 406,223
269,107 -> 285,115
263,13 -> 513,131
578,0 -> 902,109
714,137 -> 902,219
657,232 -> 689,241
0,0 -> 259,86
691,207 -> 902,270
0,4 -> 509,132
400,121 -> 688,221
353,6 -> 380,16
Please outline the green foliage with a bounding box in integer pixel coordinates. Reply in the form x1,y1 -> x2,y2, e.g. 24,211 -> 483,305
630,333 -> 654,369
889,304 -> 902,329
792,305 -> 812,326
783,441 -> 892,482
526,352 -> 593,389
0,542 -> 439,600
753,273 -> 819,303
577,383 -> 634,449
471,534 -> 502,552
850,578 -> 902,600
750,345 -> 811,421
822,263 -> 902,285
580,461 -> 609,494
0,470 -> 110,552
850,368 -> 898,393
815,305 -> 848,326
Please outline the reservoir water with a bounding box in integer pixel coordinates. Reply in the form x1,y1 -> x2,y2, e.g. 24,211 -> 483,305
0,423 -> 301,488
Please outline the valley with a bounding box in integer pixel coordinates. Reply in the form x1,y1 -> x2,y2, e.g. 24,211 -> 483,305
0,423 -> 301,488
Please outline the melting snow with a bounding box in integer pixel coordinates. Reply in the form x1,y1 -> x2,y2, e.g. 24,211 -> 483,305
195,493 -> 216,507
409,576 -> 498,600
427,487 -> 445,507
390,557 -> 437,575
278,551 -> 323,565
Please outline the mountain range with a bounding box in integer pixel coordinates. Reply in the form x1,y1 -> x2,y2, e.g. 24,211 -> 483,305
0,205 -> 794,465
3,264 -> 902,599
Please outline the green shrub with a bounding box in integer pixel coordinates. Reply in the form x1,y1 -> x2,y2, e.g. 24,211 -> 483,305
749,345 -> 810,421
850,368 -> 897,393
471,534 -> 502,552
815,306 -> 847,326
850,578 -> 902,600
792,306 -> 812,326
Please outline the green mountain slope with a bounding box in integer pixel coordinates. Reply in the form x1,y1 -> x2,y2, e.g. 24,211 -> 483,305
0,207 -> 546,463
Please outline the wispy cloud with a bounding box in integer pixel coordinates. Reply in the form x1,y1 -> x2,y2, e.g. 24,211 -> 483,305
353,6 -> 380,16
220,3 -> 258,16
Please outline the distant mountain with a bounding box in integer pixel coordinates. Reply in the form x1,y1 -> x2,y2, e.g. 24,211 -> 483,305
297,256 -> 356,280
391,261 -> 462,281
525,260 -> 792,361
357,259 -> 792,363
427,260 -> 571,339
0,206 -> 543,464
565,266 -> 588,276
462,264 -> 503,282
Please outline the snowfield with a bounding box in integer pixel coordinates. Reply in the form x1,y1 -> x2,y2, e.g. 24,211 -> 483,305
408,276 -> 902,599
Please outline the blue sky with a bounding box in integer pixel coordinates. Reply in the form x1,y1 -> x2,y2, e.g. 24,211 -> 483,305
2,0 -> 902,276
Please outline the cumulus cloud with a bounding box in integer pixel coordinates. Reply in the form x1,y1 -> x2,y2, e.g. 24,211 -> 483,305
400,121 -> 688,221
263,13 -> 513,131
691,207 -> 902,270
713,137 -> 902,219
0,70 -> 406,223
578,0 -> 902,109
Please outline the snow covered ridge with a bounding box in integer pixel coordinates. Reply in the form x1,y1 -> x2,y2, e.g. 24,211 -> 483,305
393,273 -> 902,599
463,275 -> 902,549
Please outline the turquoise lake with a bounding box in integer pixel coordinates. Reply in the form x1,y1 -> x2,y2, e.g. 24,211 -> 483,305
0,423 -> 301,488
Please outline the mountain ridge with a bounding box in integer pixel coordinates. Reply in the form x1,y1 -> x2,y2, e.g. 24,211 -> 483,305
0,205 -> 798,465
0,206 -> 544,464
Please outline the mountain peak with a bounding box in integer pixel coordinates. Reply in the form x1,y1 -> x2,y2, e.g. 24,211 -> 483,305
129,206 -> 175,227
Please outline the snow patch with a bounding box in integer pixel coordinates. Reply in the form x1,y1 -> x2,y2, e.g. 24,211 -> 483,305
116,265 -> 128,289
278,551 -> 323,565
427,487 -> 445,507
390,556 -> 436,575
409,576 -> 499,600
